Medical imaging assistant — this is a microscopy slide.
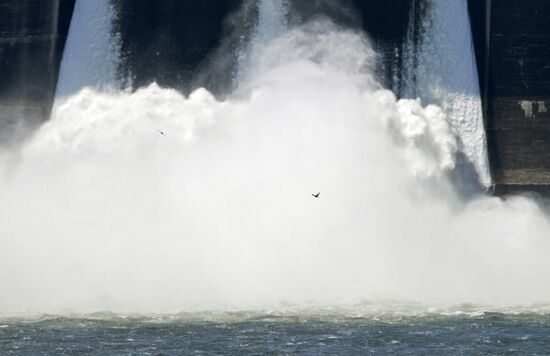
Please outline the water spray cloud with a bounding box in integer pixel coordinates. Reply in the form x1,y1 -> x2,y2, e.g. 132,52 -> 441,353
0,21 -> 549,315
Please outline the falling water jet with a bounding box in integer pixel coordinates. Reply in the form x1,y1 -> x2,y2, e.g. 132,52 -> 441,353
411,0 -> 491,190
55,0 -> 121,99
237,0 -> 289,85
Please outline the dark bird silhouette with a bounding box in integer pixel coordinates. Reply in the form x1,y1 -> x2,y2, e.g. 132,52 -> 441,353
312,192 -> 320,198
158,130 -> 165,135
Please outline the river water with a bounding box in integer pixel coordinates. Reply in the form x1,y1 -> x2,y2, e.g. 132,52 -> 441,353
2,309 -> 550,354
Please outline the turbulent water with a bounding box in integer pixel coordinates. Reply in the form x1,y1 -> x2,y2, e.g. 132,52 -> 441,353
2,310 -> 550,354
1,0 -> 550,353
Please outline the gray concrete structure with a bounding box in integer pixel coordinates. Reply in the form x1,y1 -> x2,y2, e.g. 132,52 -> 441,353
0,0 -> 74,145
483,0 -> 550,192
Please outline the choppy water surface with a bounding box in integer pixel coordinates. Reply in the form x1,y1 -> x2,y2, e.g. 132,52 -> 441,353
2,309 -> 550,354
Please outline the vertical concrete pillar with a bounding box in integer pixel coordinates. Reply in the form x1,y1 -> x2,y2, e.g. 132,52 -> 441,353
0,0 -> 74,145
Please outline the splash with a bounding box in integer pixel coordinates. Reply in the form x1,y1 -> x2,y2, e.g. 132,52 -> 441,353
0,21 -> 549,314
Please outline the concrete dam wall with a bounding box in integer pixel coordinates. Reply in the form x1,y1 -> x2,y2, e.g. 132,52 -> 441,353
484,0 -> 550,193
0,0 -> 73,144
1,0 -> 550,193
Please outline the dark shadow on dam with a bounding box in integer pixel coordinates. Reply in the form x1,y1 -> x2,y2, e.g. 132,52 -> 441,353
112,0 -> 244,96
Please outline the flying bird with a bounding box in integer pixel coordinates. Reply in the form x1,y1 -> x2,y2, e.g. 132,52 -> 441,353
158,130 -> 165,135
312,192 -> 320,198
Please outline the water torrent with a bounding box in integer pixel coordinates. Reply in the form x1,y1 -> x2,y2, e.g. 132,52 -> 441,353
0,1 -> 548,315
55,0 -> 121,98
399,0 -> 420,99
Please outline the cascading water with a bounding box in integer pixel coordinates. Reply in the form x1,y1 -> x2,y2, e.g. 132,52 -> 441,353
55,0 -> 121,98
0,1 -> 549,315
402,0 -> 491,189
400,0 -> 420,99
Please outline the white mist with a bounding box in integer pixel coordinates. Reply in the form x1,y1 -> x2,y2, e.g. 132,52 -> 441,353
0,21 -> 548,315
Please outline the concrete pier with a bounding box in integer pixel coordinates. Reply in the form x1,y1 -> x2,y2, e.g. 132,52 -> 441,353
0,0 -> 74,144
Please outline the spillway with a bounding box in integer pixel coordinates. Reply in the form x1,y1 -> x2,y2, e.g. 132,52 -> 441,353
398,0 -> 490,189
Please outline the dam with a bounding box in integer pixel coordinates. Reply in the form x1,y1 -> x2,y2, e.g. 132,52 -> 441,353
4,2 -> 550,351
4,0 -> 550,330
1,0 -> 550,194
